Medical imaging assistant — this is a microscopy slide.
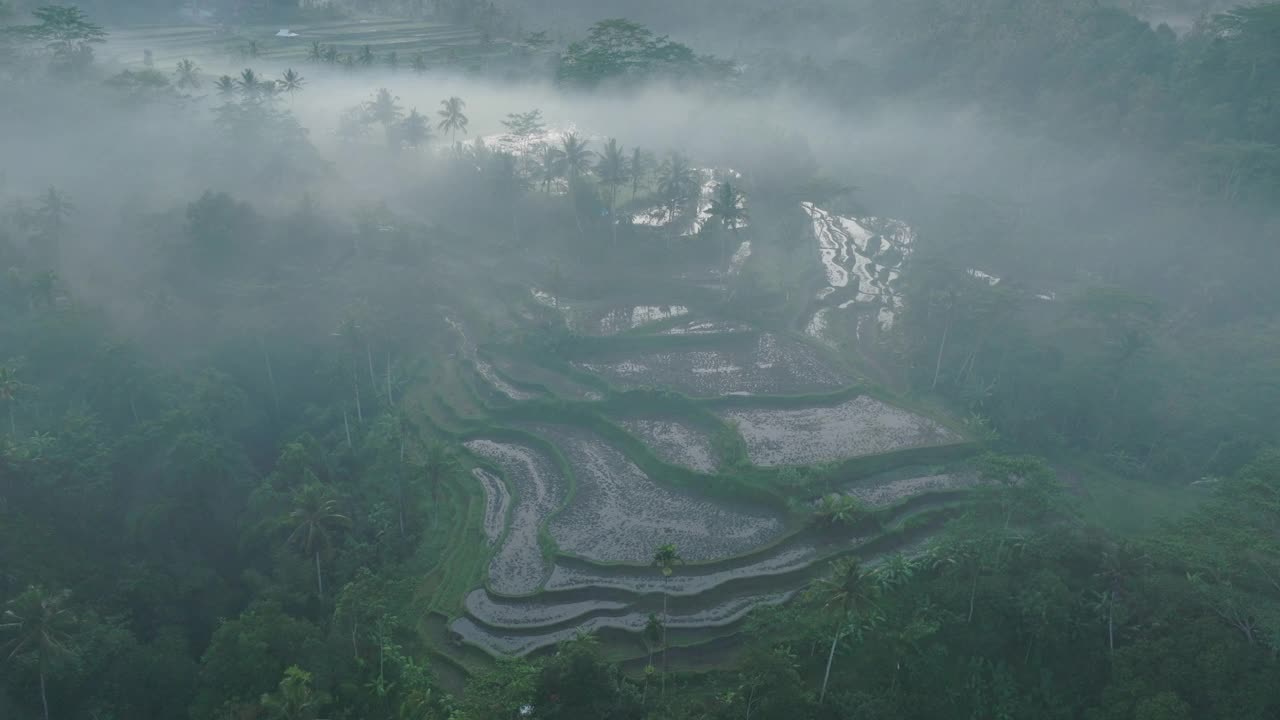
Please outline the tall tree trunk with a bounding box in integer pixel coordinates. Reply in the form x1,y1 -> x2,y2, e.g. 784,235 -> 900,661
386,353 -> 394,407
39,669 -> 49,720
958,346 -> 979,386
666,199 -> 679,248
397,473 -> 407,539
820,627 -> 842,704
353,368 -> 363,422
366,343 -> 377,400
343,407 -> 352,449
614,189 -> 624,248
931,316 -> 951,390
1107,600 -> 1114,653
352,619 -> 359,660
394,474 -> 404,535
661,591 -> 669,698
571,187 -> 585,243
398,438 -> 407,538
968,569 -> 979,622
315,551 -> 324,597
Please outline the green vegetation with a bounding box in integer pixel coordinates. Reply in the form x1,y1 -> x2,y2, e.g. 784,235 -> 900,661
2,1 -> 1280,719
556,18 -> 731,87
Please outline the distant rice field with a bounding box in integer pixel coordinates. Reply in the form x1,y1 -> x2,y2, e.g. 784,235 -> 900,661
99,18 -> 502,69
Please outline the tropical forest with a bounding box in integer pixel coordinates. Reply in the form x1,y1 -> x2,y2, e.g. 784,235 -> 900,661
1,0 -> 1279,718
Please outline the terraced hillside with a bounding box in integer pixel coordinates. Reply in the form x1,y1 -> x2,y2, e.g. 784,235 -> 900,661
422,308 -> 980,670
98,18 -> 501,69
372,134 -> 987,671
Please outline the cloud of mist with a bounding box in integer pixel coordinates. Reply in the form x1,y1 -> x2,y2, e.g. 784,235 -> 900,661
2,43 -> 1263,320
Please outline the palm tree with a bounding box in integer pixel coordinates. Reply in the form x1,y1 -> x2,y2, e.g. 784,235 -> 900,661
630,147 -> 652,200
411,51 -> 427,73
707,180 -> 748,267
259,80 -> 281,103
436,96 -> 468,147
657,152 -> 699,236
279,68 -> 305,100
630,147 -> 651,200
594,138 -> 629,246
652,543 -> 682,697
323,45 -> 339,64
537,144 -> 564,194
811,557 -> 877,704
641,613 -> 663,703
286,485 -> 352,598
2,586 -> 77,720
559,133 -> 594,240
175,58 -> 200,89
236,68 -> 261,97
399,109 -> 432,149
365,88 -> 404,129
559,133 -> 592,182
358,44 -> 376,66
385,50 -> 399,70
214,74 -> 236,97
642,613 -> 663,670
307,41 -> 324,63
365,89 -> 404,148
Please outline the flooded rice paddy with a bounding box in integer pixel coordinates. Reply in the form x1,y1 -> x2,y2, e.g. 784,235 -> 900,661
615,417 -> 719,474
464,439 -> 567,595
528,424 -> 786,563
452,590 -> 794,656
721,396 -> 959,466
471,468 -> 511,545
574,333 -> 849,397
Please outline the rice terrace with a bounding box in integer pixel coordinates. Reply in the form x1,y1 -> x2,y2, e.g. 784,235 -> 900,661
421,294 -> 980,671
5,1 -> 1274,718
399,164 -> 984,671
99,17 -> 502,71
